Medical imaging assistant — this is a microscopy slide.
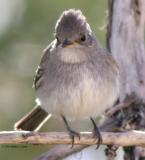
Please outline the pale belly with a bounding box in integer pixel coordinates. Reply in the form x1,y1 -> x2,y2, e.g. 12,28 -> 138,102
36,74 -> 118,120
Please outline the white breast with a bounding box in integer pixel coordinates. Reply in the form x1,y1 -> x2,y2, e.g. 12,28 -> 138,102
38,72 -> 118,120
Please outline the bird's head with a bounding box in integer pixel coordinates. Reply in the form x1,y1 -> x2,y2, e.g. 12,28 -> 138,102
55,9 -> 94,48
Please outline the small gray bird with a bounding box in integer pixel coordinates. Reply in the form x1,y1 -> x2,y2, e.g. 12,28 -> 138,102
15,9 -> 119,147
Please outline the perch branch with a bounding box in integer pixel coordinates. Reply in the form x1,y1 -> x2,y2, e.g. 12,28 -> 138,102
0,130 -> 145,147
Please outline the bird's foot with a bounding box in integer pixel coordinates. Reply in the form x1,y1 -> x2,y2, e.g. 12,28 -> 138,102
61,115 -> 80,148
68,129 -> 80,148
90,117 -> 102,149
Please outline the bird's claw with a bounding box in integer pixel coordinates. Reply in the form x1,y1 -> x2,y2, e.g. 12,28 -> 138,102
68,130 -> 80,148
92,128 -> 102,149
90,117 -> 102,149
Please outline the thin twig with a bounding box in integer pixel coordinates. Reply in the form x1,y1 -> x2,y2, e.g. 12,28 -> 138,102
105,98 -> 135,117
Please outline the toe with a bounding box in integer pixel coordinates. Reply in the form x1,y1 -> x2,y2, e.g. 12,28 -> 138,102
93,129 -> 102,149
68,130 -> 80,148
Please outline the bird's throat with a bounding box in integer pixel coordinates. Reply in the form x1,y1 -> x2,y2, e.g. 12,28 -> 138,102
59,48 -> 87,63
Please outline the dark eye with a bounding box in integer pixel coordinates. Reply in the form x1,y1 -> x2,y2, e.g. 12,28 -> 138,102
80,35 -> 86,42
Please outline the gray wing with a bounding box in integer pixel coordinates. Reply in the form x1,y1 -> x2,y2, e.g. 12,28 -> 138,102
33,40 -> 56,90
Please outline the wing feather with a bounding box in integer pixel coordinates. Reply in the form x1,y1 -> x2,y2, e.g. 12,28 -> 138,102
33,40 -> 56,89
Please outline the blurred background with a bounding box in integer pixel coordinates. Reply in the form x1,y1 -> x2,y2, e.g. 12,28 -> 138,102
0,0 -> 114,159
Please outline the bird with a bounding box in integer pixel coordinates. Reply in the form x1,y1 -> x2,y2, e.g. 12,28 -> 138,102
14,9 -> 119,147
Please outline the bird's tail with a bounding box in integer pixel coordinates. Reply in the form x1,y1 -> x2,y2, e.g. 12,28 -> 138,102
14,106 -> 51,131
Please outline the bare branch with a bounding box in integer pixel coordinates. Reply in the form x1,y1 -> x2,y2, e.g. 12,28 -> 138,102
105,97 -> 135,117
1,131 -> 145,147
34,145 -> 88,160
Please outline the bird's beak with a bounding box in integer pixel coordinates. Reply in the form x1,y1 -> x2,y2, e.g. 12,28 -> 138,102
62,39 -> 78,48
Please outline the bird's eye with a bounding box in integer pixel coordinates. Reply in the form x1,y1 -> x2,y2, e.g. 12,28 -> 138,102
80,35 -> 86,42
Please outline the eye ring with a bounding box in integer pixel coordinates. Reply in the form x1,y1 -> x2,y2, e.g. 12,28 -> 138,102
80,35 -> 86,42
